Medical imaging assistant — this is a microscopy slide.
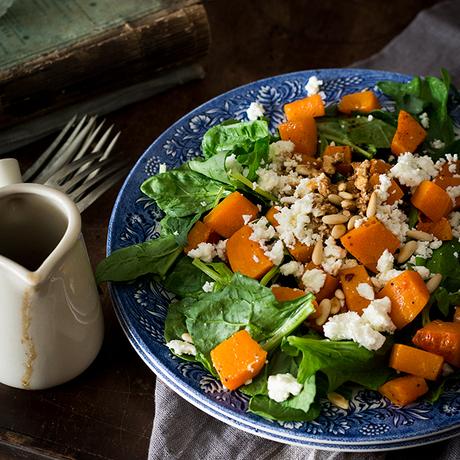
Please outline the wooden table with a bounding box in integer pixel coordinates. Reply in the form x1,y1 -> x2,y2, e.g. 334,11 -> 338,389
0,1 -> 444,458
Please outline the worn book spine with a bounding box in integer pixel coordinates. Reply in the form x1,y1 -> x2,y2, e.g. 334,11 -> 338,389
0,2 -> 210,128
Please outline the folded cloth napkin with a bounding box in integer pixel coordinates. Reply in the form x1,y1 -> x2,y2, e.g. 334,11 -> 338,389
149,1 -> 460,458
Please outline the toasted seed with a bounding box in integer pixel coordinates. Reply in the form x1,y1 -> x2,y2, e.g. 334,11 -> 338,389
339,191 -> 355,200
341,199 -> 356,209
330,297 -> 341,314
327,392 -> 350,410
366,191 -> 378,218
335,288 -> 345,300
315,299 -> 332,326
426,273 -> 442,293
328,193 -> 342,206
296,164 -> 311,175
338,182 -> 347,192
397,240 -> 418,264
347,215 -> 359,230
342,210 -> 351,217
331,224 -> 347,239
312,240 -> 324,265
407,229 -> 433,241
322,213 -> 349,225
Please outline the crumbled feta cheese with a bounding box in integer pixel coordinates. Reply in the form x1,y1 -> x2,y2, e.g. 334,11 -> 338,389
357,283 -> 375,300
390,153 -> 437,187
280,261 -> 304,278
246,101 -> 265,121
305,75 -> 323,96
412,265 -> 431,280
375,203 -> 409,242
268,140 -> 295,161
301,268 -> 326,293
431,139 -> 445,150
252,254 -> 260,263
225,153 -> 243,173
415,241 -> 433,259
342,258 -> 359,269
267,373 -> 303,403
159,163 -> 167,173
200,201 -> 207,207
187,242 -> 216,263
419,112 -> 430,129
166,339 -> 197,356
375,174 -> 392,202
446,185 -> 460,205
372,269 -> 403,290
323,311 -> 387,351
181,333 -> 193,343
367,114 -> 374,122
216,239 -> 228,261
202,281 -> 215,293
249,217 -> 277,242
361,297 -> 396,333
244,378 -> 253,385
242,214 -> 253,225
322,236 -> 347,275
449,212 -> 460,239
377,249 -> 394,273
265,240 -> 285,266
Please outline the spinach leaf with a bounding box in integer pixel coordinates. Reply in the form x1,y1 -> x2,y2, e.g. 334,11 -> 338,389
183,273 -> 315,360
163,256 -> 212,298
201,119 -> 270,159
192,258 -> 233,290
430,287 -> 460,317
96,235 -> 181,283
243,349 -> 320,422
407,206 -> 419,228
188,152 -> 235,185
236,137 -> 270,181
378,77 -> 425,114
426,241 -> 460,292
426,370 -> 460,403
141,169 -> 230,217
159,214 -> 200,246
283,336 -> 392,392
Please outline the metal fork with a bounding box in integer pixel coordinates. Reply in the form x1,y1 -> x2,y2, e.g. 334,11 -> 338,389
23,115 -> 129,212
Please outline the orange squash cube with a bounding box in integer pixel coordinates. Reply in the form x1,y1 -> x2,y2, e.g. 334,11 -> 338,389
369,173 -> 404,206
271,286 -> 306,302
391,110 -> 426,155
284,94 -> 325,120
338,90 -> 381,114
378,270 -> 430,329
288,240 -> 313,263
184,221 -> 219,253
278,118 -> 317,157
226,225 -> 274,280
411,180 -> 452,222
210,330 -> 267,390
204,191 -> 259,238
339,265 -> 372,314
379,375 -> 428,406
417,217 -> 453,241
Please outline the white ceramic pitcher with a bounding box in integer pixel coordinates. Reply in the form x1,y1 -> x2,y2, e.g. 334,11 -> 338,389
0,159 -> 104,390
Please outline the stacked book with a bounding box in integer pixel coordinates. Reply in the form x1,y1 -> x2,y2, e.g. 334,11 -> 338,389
0,0 -> 210,153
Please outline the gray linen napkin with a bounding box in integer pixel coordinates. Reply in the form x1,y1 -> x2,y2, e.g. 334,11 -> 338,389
149,1 -> 460,458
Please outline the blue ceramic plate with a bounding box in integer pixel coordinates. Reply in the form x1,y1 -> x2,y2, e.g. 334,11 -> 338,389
107,69 -> 460,451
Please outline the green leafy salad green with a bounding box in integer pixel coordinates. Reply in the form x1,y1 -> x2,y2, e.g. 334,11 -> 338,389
97,70 -> 460,421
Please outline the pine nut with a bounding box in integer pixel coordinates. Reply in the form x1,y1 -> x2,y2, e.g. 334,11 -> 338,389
339,191 -> 355,200
341,199 -> 356,209
330,297 -> 341,314
407,229 -> 433,241
335,288 -> 345,300
426,273 -> 442,293
342,210 -> 351,217
347,215 -> 359,230
328,193 -> 342,206
327,392 -> 349,410
322,214 -> 349,225
397,240 -> 418,264
366,191 -> 378,218
338,182 -> 347,192
312,240 -> 324,266
331,224 -> 347,239
315,299 -> 332,326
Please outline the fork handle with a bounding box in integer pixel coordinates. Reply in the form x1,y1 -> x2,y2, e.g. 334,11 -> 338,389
0,159 -> 23,188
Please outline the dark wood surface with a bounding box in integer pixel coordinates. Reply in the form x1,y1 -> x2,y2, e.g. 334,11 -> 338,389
0,1 -> 444,459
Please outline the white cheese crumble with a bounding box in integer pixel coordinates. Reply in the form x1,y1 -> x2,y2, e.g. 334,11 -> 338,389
301,268 -> 326,293
446,185 -> 460,205
372,250 -> 403,289
280,261 -> 305,278
202,281 -> 215,293
389,153 -> 437,187
216,239 -> 228,261
449,212 -> 460,239
187,242 -> 217,263
166,340 -> 197,356
323,311 -> 387,351
181,333 -> 193,343
431,139 -> 446,150
242,214 -> 253,225
367,114 -> 374,122
322,236 -> 347,276
249,217 -> 277,242
375,174 -> 392,202
267,373 -> 303,403
264,240 -> 285,265
305,75 -> 323,96
246,101 -> 265,121
361,297 -> 396,333
419,112 -> 430,129
375,203 -> 409,242
377,249 -> 394,273
356,283 -> 375,300
412,265 -> 431,280
252,254 -> 260,263
159,163 -> 167,173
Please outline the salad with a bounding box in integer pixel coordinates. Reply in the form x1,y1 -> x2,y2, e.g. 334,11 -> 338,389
97,70 -> 460,422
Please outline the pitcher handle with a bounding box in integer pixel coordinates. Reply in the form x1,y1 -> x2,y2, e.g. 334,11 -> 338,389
0,159 -> 23,187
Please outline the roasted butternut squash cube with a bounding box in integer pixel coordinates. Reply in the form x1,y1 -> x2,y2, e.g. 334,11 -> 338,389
411,181 -> 452,222
210,330 -> 267,390
339,265 -> 372,314
379,375 -> 428,406
391,110 -> 426,155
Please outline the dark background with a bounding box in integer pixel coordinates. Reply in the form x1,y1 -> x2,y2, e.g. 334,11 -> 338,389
0,1 -> 444,459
